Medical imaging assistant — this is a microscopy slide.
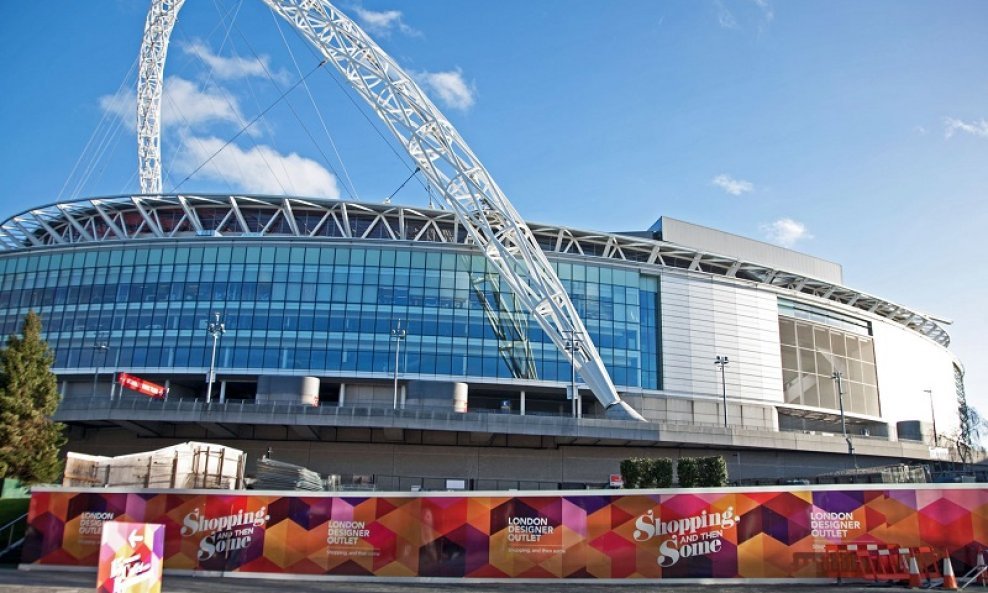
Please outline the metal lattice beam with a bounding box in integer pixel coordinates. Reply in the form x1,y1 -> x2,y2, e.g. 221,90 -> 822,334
137,0 -> 186,195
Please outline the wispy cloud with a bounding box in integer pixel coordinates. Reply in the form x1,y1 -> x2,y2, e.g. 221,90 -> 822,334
714,0 -> 739,29
714,0 -> 774,32
180,41 -> 279,81
944,117 -> 988,139
413,69 -> 476,111
761,218 -> 811,247
352,6 -> 420,37
100,76 -> 245,133
176,135 -> 340,198
712,174 -> 754,196
98,45 -> 339,198
752,0 -> 774,23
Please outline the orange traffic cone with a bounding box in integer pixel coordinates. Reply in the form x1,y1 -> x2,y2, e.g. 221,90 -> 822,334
942,557 -> 958,590
907,556 -> 922,589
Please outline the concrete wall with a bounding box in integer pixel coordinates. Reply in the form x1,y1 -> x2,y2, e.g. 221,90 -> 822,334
65,428 -> 893,490
872,320 -> 959,440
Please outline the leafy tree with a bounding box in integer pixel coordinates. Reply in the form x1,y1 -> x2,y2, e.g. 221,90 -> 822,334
0,311 -> 65,484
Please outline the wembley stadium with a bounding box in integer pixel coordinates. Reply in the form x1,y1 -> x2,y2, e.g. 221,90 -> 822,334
0,194 -> 968,488
0,0 -> 974,490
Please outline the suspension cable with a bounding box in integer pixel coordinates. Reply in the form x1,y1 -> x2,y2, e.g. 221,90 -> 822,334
269,9 -> 360,201
275,7 -> 433,198
384,167 -> 421,204
171,59 -> 326,192
213,2 -> 357,201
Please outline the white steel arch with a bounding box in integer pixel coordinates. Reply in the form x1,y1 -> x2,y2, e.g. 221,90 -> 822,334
136,0 -> 645,420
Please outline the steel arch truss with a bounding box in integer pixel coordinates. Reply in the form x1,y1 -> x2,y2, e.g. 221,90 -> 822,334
134,0 -> 643,419
137,0 -> 186,195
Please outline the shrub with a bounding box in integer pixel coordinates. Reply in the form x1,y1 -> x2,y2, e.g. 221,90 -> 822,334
676,457 -> 700,488
676,456 -> 728,488
619,458 -> 642,488
698,456 -> 728,487
645,458 -> 674,488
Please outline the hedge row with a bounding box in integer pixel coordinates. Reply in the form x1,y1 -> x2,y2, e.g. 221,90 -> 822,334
619,456 -> 727,488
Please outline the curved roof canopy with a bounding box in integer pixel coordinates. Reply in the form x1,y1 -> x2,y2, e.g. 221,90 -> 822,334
0,194 -> 951,347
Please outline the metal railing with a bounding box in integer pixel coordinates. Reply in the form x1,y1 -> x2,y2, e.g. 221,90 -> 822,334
56,395 -> 641,427
0,512 -> 27,558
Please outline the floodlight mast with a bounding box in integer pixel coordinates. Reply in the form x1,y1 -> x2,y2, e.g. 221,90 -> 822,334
135,0 -> 645,421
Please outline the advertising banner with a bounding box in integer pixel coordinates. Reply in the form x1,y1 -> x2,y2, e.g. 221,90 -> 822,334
96,522 -> 165,593
21,485 -> 988,580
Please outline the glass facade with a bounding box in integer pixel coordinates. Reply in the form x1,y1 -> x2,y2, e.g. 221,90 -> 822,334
779,313 -> 880,416
0,242 -> 661,390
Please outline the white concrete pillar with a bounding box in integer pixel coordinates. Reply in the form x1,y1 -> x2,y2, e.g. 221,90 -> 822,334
219,380 -> 227,404
338,383 -> 346,407
520,390 -> 526,416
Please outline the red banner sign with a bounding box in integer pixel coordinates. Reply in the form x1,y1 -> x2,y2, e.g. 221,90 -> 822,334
20,485 -> 988,581
117,373 -> 167,398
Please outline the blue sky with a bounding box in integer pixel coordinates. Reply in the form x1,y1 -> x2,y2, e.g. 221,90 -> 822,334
1,1 -> 986,416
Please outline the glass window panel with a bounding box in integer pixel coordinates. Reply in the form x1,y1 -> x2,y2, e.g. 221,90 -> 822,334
779,318 -> 796,346
861,362 -> 877,386
846,336 -> 861,359
818,376 -> 837,410
848,358 -> 863,382
796,322 -> 814,348
798,348 -> 816,374
816,352 -> 834,378
813,327 -> 830,353
801,374 -> 819,407
860,340 -> 875,364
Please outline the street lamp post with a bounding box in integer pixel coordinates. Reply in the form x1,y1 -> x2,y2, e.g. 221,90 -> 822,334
205,312 -> 225,404
92,341 -> 109,399
391,320 -> 407,410
714,355 -> 730,427
831,370 -> 858,468
564,330 -> 584,418
925,388 -> 938,446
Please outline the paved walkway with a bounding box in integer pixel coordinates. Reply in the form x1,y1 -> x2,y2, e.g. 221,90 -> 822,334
0,567 -> 929,593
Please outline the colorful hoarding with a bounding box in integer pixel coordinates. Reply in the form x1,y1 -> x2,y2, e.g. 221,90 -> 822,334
21,485 -> 988,580
97,522 -> 165,593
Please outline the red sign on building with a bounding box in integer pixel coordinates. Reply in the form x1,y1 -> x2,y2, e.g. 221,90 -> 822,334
117,373 -> 167,399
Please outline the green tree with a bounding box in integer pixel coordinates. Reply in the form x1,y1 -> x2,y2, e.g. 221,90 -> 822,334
0,311 -> 65,484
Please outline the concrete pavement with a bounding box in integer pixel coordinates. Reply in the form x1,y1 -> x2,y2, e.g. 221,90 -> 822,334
0,567 -> 930,593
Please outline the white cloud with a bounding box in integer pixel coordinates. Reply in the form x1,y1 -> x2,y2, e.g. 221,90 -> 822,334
714,0 -> 739,29
353,6 -> 420,37
99,76 -> 244,133
712,174 -> 755,196
761,218 -> 811,247
413,69 -> 476,111
180,41 -> 284,82
944,117 -> 988,139
176,135 -> 340,198
752,0 -> 774,23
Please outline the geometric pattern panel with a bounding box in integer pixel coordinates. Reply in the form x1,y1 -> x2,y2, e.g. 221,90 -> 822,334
21,486 -> 988,579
